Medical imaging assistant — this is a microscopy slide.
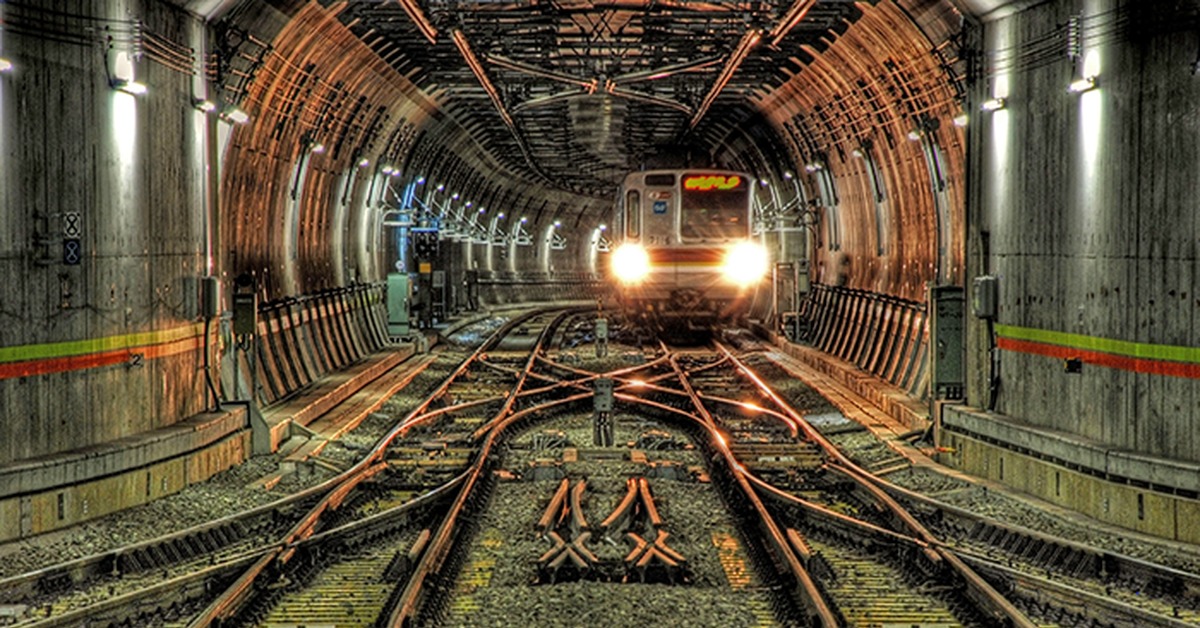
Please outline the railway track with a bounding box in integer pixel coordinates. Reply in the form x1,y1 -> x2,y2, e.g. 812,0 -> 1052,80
188,308 -> 586,627
4,316 -> 1198,627
748,346 -> 1200,628
0,308 -> 573,627
0,457 -> 335,626
411,342 -> 792,626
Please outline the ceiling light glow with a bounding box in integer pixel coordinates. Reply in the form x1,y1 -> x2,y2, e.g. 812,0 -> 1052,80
980,98 -> 1006,112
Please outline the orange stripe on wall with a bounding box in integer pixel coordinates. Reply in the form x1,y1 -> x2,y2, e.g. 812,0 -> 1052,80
997,337 -> 1200,379
0,335 -> 205,380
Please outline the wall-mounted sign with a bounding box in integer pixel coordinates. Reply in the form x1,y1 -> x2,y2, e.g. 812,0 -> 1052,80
63,238 -> 81,265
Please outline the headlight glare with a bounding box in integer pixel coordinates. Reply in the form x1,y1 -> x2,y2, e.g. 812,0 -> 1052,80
722,241 -> 768,286
612,243 -> 651,284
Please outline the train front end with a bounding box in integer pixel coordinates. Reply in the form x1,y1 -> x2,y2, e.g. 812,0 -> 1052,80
610,170 -> 768,327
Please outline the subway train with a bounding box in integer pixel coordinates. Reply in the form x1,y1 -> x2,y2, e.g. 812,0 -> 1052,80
606,169 -> 769,329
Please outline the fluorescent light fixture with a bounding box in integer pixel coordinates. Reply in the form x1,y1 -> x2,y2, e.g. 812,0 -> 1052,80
599,224 -> 607,231
112,79 -> 147,95
907,129 -> 923,141
416,176 -> 426,184
479,207 -> 486,214
953,112 -> 969,127
1068,76 -> 1096,93
358,158 -> 370,167
553,220 -> 561,227
391,170 -> 402,177
436,184 -> 445,191
851,148 -> 864,158
223,107 -> 250,124
498,213 -> 505,219
451,193 -> 460,200
980,97 -> 1006,112
783,171 -> 793,180
520,216 -> 528,223
464,201 -> 472,207
759,180 -> 769,187
195,99 -> 216,113
804,163 -> 823,173
381,166 -> 395,174
310,142 -> 325,154
0,58 -> 12,73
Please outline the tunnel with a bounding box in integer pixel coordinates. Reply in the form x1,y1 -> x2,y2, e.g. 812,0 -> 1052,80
1,0 -> 1199,548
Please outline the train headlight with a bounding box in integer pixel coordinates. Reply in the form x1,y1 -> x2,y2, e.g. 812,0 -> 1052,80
612,243 -> 651,284
722,241 -> 768,286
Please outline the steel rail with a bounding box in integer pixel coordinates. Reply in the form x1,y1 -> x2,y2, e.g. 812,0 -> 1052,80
387,309 -> 579,625
21,554 -> 264,628
665,352 -> 840,627
957,551 -> 1200,628
858,462 -> 1200,619
187,308 -> 559,627
746,472 -> 931,550
1,358 -> 438,608
386,391 -> 592,626
715,342 -> 1037,628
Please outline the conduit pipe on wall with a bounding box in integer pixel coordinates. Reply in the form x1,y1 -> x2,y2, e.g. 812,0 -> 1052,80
200,22 -> 222,412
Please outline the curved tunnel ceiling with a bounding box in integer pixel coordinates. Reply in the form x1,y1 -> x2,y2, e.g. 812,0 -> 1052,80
222,0 -> 866,199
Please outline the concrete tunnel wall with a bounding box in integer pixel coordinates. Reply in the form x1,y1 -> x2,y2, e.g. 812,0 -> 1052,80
0,0 -> 213,463
966,0 -> 1200,465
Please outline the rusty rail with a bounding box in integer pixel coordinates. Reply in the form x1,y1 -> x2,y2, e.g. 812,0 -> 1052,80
715,341 -> 1036,628
385,309 -> 581,626
187,308 -> 565,627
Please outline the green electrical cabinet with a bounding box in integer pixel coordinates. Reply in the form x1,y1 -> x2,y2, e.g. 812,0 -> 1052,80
929,284 -> 964,401
388,273 -> 412,338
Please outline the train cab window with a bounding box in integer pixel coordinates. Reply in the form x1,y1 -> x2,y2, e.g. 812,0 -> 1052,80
680,173 -> 750,241
625,190 -> 641,237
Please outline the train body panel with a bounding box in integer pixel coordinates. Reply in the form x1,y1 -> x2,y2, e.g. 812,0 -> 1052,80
607,169 -> 766,327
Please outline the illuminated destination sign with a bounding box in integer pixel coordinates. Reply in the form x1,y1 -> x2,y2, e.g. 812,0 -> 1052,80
683,174 -> 742,191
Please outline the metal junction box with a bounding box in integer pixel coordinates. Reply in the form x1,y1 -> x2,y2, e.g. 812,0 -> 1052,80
972,275 -> 998,319
233,292 -> 258,336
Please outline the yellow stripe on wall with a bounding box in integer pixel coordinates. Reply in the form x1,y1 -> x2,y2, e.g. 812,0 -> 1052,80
0,324 -> 206,364
994,324 -> 1200,364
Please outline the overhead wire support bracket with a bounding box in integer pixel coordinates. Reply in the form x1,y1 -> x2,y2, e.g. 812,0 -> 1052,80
768,0 -> 820,47
398,0 -> 439,44
453,29 -> 516,130
487,54 -> 597,91
688,28 -> 761,130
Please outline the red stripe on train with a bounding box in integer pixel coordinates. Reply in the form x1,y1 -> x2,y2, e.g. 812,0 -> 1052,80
648,248 -> 723,264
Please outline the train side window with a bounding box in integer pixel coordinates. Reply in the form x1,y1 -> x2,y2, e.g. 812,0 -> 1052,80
625,190 -> 641,237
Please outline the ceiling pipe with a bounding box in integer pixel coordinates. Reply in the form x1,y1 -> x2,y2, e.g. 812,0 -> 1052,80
688,28 -> 761,130
606,83 -> 693,115
511,89 -> 592,113
397,0 -> 438,44
612,54 -> 724,84
487,54 -> 597,91
769,0 -> 820,46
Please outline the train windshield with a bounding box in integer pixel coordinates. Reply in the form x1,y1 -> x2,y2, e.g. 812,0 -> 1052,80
679,173 -> 750,240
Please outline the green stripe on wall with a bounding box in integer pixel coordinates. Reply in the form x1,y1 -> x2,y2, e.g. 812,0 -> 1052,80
0,324 -> 205,364
994,324 -> 1200,364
